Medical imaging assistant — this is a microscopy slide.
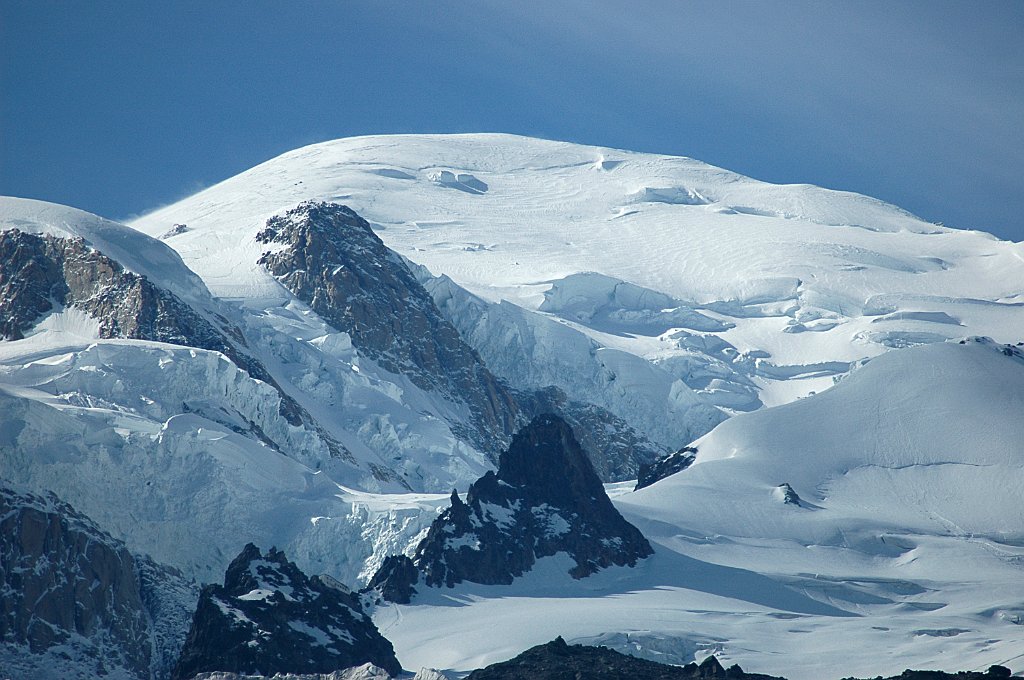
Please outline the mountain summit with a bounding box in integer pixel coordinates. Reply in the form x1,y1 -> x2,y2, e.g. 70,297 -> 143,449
368,415 -> 653,601
173,543 -> 401,679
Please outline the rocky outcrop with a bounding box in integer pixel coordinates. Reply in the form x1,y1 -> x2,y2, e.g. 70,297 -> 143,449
187,665 -> 450,679
465,638 -> 1013,680
256,202 -> 521,458
0,484 -> 196,680
188,666 -> 392,680
526,385 -> 661,481
840,668 -> 1012,680
363,555 -> 419,606
367,415 -> 653,601
0,229 -> 276,410
1,228 -> 233,351
776,483 -> 802,506
173,544 -> 400,680
0,230 -> 66,340
635,446 -> 697,490
464,637 -> 783,679
0,228 -> 354,464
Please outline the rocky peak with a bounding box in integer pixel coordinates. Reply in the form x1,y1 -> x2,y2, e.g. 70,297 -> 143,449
173,543 -> 401,680
362,555 -> 419,607
497,414 -> 606,499
256,201 -> 521,458
524,385 -> 663,481
635,446 -> 698,490
464,638 -> 783,679
776,483 -> 803,506
367,416 -> 653,601
220,543 -> 316,600
0,484 -> 195,680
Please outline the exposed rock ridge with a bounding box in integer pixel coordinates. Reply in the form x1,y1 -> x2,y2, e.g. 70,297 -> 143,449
187,665 -> 450,679
635,446 -> 698,490
0,228 -> 355,465
188,665 -> 392,680
0,484 -> 196,680
173,544 -> 400,680
521,385 -> 662,481
464,637 -> 784,679
840,667 -> 1012,680
367,415 -> 653,601
256,201 -> 521,458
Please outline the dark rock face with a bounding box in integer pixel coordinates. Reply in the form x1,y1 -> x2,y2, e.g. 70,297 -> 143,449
369,415 -> 653,600
186,666 -> 394,679
464,637 -> 784,680
635,446 -> 697,490
0,230 -> 66,340
840,668 -> 1013,680
0,230 -> 276,413
0,485 -> 195,680
256,201 -> 521,457
527,386 -> 661,481
173,544 -> 400,680
776,483 -> 802,506
464,638 -> 1014,680
363,555 -> 419,606
0,228 -> 225,350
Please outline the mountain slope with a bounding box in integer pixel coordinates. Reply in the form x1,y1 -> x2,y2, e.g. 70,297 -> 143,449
625,337 -> 1024,543
378,339 -> 1024,679
132,133 -> 1024,411
254,201 -> 521,457
0,197 -> 472,583
0,194 -> 661,590
4,133 -> 1024,679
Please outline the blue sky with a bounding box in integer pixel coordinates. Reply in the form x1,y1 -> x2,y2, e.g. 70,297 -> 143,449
2,1 -> 1022,240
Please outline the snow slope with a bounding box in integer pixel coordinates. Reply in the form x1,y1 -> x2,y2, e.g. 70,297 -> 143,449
0,197 -> 473,583
0,317 -> 455,585
0,195 -> 526,489
0,197 -> 210,306
378,338 -> 1024,679
133,134 -> 1024,410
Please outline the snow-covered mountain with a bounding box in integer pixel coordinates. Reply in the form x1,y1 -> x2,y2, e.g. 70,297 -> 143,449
0,197 -> 444,582
132,133 -> 1024,412
3,133 -> 1024,679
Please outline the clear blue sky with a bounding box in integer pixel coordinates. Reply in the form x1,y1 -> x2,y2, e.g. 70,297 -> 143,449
2,1 -> 1023,241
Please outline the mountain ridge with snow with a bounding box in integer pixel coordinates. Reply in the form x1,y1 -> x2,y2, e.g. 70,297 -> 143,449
131,133 -> 1024,413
